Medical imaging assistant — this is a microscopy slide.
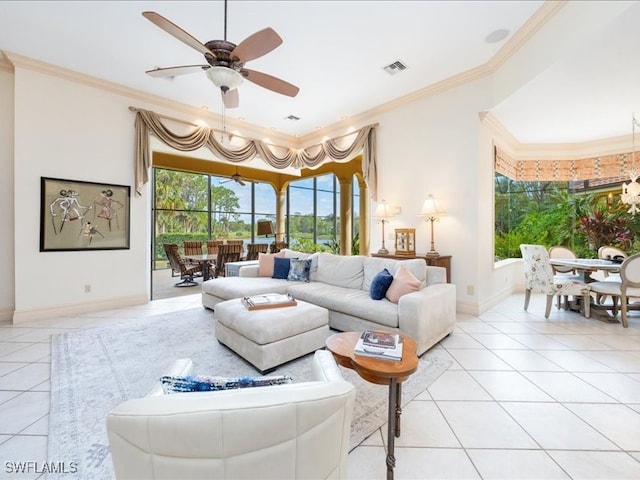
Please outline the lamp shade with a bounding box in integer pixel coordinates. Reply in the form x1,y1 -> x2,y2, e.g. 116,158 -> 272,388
257,219 -> 274,236
206,66 -> 243,91
373,201 -> 394,219
419,194 -> 446,219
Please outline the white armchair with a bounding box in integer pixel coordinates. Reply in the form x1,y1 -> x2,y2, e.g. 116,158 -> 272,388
106,350 -> 356,479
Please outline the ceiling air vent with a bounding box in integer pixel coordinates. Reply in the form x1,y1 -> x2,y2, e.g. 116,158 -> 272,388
383,60 -> 408,75
285,115 -> 301,121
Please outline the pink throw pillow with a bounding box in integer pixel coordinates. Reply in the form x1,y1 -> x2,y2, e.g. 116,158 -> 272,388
257,251 -> 285,277
385,265 -> 422,304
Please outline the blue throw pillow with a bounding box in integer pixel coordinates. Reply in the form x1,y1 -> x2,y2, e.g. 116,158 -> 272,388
370,268 -> 393,300
272,257 -> 291,279
288,258 -> 311,282
160,374 -> 292,394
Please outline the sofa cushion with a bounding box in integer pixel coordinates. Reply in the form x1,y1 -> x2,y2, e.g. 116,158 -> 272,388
362,257 -> 427,291
273,257 -> 291,279
202,277 -> 290,300
392,259 -> 427,287
315,253 -> 364,290
370,268 -> 393,300
258,251 -> 285,277
287,282 -> 399,328
161,373 -> 292,394
386,265 -> 422,304
288,258 -> 311,282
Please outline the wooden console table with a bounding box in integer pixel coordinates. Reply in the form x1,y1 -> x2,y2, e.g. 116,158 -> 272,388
371,253 -> 451,283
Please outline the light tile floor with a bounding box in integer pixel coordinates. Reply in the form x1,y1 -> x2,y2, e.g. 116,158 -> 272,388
1,291 -> 640,479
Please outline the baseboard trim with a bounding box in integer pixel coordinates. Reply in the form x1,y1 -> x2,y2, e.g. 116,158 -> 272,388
0,308 -> 14,323
11,295 -> 148,324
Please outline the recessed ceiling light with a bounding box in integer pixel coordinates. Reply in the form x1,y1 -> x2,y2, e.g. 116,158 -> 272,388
485,28 -> 510,44
200,105 -> 208,111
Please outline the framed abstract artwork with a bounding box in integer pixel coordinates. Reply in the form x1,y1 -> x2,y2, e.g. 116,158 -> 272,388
40,177 -> 131,252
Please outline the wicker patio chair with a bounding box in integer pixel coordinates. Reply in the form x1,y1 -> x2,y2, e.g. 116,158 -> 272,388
163,243 -> 202,287
213,243 -> 243,278
269,241 -> 288,254
246,243 -> 268,260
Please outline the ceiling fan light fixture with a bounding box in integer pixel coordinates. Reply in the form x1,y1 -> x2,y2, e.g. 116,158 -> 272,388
206,66 -> 243,91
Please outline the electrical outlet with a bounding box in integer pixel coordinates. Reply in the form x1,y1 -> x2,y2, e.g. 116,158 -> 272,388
466,285 -> 474,295
84,284 -> 91,293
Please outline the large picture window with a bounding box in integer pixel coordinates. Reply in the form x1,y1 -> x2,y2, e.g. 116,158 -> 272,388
494,172 -> 639,261
153,168 -> 277,268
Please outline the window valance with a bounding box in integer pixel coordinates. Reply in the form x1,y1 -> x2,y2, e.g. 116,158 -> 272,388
495,146 -> 632,182
133,108 -> 378,200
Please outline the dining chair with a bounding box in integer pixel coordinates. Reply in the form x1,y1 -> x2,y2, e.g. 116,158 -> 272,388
598,245 -> 627,278
548,245 -> 580,309
213,243 -> 243,278
245,243 -> 268,260
520,244 -> 591,319
183,241 -> 204,271
270,241 -> 288,254
588,253 -> 640,328
206,240 -> 224,255
162,243 -> 202,287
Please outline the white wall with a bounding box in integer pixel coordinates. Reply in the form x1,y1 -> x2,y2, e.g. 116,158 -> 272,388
12,67 -> 151,322
0,67 -> 15,321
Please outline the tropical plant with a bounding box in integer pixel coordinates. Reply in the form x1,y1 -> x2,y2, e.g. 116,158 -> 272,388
578,208 -> 635,253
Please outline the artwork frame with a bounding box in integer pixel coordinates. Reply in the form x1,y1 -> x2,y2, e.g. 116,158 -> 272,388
394,228 -> 416,256
40,177 -> 131,252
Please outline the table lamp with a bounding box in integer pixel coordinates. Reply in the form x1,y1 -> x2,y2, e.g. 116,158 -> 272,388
419,194 -> 446,257
373,200 -> 395,254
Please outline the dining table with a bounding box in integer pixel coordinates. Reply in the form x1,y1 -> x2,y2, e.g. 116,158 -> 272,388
549,258 -> 621,283
183,254 -> 217,281
549,258 -> 622,321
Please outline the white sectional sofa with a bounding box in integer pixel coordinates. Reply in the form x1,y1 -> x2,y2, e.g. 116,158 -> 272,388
202,250 -> 457,356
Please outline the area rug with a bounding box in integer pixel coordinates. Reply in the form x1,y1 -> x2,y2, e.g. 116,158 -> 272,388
47,307 -> 451,479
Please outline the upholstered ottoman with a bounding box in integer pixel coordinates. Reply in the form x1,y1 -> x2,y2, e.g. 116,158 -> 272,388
213,298 -> 330,374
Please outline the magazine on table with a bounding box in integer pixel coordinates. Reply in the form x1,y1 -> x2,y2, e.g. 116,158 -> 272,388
241,293 -> 297,310
354,330 -> 403,361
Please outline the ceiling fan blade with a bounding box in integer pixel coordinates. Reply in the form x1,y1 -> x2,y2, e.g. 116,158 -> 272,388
221,88 -> 239,108
232,28 -> 283,63
146,65 -> 210,78
242,68 -> 299,97
238,178 -> 246,186
142,11 -> 215,58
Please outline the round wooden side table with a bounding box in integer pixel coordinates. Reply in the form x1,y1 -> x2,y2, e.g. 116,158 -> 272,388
325,331 -> 418,480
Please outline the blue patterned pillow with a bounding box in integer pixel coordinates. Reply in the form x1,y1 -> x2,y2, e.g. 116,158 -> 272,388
272,257 -> 291,279
160,373 -> 293,394
370,268 -> 394,300
288,258 -> 311,282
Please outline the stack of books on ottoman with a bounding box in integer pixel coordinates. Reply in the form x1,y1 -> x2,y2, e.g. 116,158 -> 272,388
354,330 -> 403,361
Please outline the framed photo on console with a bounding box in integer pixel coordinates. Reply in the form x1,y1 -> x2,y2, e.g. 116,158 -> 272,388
394,228 -> 416,256
40,177 -> 131,252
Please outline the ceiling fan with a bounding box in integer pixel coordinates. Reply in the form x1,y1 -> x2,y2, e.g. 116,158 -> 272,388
220,168 -> 254,186
142,0 -> 299,109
